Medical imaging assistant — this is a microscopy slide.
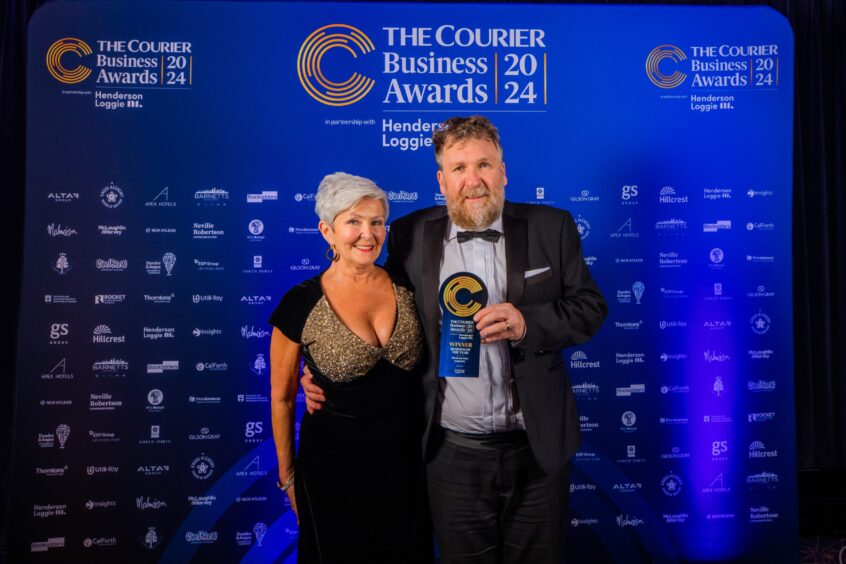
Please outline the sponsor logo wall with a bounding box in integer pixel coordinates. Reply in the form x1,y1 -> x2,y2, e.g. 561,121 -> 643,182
16,2 -> 795,562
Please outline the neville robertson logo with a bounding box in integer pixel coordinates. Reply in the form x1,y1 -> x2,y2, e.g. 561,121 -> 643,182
297,25 -> 375,106
47,38 -> 93,84
646,45 -> 687,88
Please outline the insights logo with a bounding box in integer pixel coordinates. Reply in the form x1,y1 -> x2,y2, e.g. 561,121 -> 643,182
297,25 -> 375,106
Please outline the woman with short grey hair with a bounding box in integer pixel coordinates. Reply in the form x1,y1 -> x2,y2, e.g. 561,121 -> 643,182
268,172 -> 432,562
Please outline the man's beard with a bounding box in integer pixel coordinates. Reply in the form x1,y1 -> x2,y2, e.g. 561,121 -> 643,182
446,187 -> 504,230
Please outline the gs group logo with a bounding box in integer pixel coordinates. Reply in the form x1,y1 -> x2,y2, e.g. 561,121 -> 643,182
297,24 -> 375,106
646,44 -> 687,88
46,38 -> 93,84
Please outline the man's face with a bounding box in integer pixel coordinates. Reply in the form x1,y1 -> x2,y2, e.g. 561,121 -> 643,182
437,137 -> 507,230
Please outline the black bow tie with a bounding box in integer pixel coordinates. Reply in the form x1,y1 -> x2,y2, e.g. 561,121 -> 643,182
457,229 -> 502,243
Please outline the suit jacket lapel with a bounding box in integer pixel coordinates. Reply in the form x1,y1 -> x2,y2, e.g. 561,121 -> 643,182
504,204 -> 528,305
422,213 -> 449,346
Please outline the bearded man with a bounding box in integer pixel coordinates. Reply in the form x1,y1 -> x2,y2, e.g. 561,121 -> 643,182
306,115 -> 607,563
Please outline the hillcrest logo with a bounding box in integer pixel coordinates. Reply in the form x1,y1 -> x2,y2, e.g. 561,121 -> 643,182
47,38 -> 93,84
646,45 -> 687,88
297,24 -> 375,106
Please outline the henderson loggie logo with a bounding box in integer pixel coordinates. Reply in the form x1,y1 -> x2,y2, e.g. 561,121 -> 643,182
297,24 -> 375,106
46,38 -> 93,84
645,44 -> 687,88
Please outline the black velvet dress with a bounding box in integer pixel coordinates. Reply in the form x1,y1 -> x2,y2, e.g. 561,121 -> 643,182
269,274 -> 433,564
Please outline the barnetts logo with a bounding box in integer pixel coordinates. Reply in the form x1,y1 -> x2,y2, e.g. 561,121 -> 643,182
646,45 -> 687,88
194,187 -> 229,205
298,24 -> 375,106
47,38 -> 93,84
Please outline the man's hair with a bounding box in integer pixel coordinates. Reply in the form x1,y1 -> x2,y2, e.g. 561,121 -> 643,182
432,115 -> 503,169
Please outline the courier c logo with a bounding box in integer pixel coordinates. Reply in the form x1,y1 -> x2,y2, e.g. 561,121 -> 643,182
46,38 -> 93,84
645,45 -> 687,88
297,24 -> 375,106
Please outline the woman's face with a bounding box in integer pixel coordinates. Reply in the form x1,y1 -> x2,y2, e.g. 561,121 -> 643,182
321,197 -> 387,268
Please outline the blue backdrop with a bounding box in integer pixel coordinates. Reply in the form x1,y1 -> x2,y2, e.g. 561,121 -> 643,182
16,2 -> 795,561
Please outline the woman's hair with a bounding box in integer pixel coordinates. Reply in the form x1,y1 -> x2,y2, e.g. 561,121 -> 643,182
315,172 -> 389,224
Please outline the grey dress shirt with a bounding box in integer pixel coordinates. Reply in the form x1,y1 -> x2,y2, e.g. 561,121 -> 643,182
436,216 -> 526,434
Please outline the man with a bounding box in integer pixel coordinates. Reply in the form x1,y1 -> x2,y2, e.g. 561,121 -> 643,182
305,116 -> 606,563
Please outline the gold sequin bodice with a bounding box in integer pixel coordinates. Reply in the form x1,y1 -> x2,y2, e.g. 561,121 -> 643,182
301,284 -> 423,383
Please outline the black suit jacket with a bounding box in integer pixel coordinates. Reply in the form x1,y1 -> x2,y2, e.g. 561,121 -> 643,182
386,201 -> 607,474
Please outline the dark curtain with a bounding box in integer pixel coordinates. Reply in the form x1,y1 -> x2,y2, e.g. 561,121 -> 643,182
2,0 -> 844,557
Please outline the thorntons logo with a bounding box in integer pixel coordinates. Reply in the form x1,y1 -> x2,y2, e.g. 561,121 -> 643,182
615,320 -> 643,330
145,294 -> 175,304
569,351 -> 599,369
47,224 -> 78,237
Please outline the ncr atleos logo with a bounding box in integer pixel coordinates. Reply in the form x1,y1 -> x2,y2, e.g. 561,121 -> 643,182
645,44 -> 687,88
46,38 -> 93,84
297,24 -> 375,106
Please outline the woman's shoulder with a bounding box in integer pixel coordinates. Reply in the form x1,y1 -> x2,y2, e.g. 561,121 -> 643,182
268,274 -> 324,339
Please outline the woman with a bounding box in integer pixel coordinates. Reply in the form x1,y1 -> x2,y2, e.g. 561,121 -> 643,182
268,172 -> 432,563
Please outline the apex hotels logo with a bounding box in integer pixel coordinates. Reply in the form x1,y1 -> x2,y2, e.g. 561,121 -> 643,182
46,38 -> 93,84
297,24 -> 375,106
645,44 -> 687,88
